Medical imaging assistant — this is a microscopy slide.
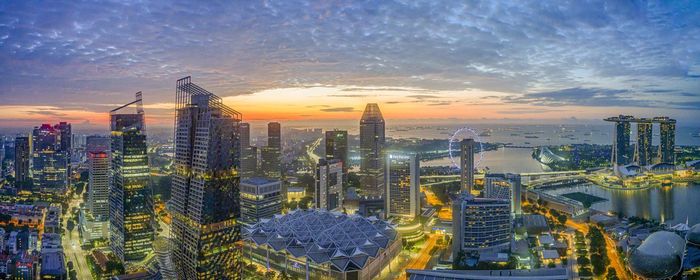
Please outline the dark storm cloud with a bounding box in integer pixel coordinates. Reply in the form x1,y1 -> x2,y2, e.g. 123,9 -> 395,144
0,0 -> 698,111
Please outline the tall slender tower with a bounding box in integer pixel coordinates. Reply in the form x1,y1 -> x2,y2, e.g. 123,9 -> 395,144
261,122 -> 281,179
359,103 -> 385,196
325,130 -> 348,182
172,77 -> 242,279
14,136 -> 32,189
385,153 -> 420,219
109,92 -> 154,262
315,159 -> 343,211
636,121 -> 653,165
460,139 -> 475,193
658,117 -> 676,164
239,123 -> 257,178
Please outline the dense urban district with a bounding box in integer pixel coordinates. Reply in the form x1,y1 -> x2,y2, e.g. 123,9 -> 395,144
0,77 -> 699,280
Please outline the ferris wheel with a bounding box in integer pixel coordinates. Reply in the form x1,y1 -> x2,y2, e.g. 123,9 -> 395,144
448,126 -> 485,169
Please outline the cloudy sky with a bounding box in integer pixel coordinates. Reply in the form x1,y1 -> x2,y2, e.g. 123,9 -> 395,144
0,0 -> 698,128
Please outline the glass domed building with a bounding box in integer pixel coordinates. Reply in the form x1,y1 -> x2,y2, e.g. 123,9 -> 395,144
688,224 -> 700,246
628,231 -> 685,279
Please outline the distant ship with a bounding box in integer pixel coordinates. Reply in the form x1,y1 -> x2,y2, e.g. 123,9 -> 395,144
479,130 -> 492,137
524,135 -> 539,138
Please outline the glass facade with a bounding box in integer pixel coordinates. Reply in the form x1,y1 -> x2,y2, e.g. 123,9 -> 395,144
171,76 -> 242,279
325,130 -> 348,181
109,97 -> 154,262
636,121 -> 653,165
385,153 -> 419,218
31,123 -> 71,193
315,159 -> 343,211
659,121 -> 676,163
452,193 -> 512,254
359,103 -> 385,197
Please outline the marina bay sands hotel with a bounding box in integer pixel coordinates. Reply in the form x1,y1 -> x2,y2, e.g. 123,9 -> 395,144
604,115 -> 676,167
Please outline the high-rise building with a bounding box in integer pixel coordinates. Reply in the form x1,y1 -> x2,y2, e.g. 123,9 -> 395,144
359,103 -> 385,196
636,121 -> 653,166
14,136 -> 32,189
240,177 -> 282,226
608,115 -> 633,166
315,159 -> 343,211
80,145 -> 110,242
484,173 -> 522,216
325,130 -> 349,182
31,123 -> 71,193
460,139 -> 475,193
171,77 -> 242,279
451,192 -> 511,255
385,153 -> 419,219
260,122 -> 281,179
86,135 -> 110,153
109,92 -> 154,262
239,123 -> 257,178
658,118 -> 676,164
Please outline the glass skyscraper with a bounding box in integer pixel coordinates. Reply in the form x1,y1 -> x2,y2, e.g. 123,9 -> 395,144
460,139 -> 475,193
172,76 -> 242,279
636,121 -> 653,166
385,153 -> 419,219
658,118 -> 676,164
14,136 -> 32,189
359,103 -> 385,197
325,130 -> 348,182
109,93 -> 154,262
31,123 -> 71,193
260,122 -> 281,179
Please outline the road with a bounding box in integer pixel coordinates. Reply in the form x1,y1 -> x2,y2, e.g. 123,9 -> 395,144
62,195 -> 93,280
305,137 -> 322,167
399,234 -> 439,280
565,220 -> 629,279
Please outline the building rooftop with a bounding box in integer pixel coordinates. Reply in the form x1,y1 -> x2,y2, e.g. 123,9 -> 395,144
628,231 -> 685,279
241,177 -> 280,186
40,251 -> 66,276
360,103 -> 384,122
244,209 -> 398,272
407,268 -> 569,280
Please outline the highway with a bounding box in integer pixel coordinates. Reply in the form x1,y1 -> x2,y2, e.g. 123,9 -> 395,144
565,220 -> 629,279
399,234 -> 439,280
62,195 -> 93,280
305,137 -> 322,167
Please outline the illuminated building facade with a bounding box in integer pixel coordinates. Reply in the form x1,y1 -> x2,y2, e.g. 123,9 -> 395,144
109,92 -> 154,262
31,122 -> 71,193
14,136 -> 32,189
325,130 -> 348,181
484,173 -> 522,216
452,192 -> 512,254
359,103 -> 385,196
239,123 -> 257,178
315,159 -> 343,211
460,139 -> 475,193
385,153 -> 419,219
240,177 -> 282,226
658,118 -> 676,163
260,122 -> 281,179
81,138 -> 110,242
171,77 -> 242,279
636,121 -> 653,166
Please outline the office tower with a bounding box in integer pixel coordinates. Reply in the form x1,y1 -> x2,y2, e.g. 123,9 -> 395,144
385,153 -> 419,219
172,77 -> 242,279
80,146 -> 110,242
109,92 -> 154,262
153,237 -> 177,280
359,103 -> 385,196
451,192 -> 511,255
636,121 -> 653,165
14,136 -> 32,189
460,139 -> 475,193
0,137 -> 4,178
239,123 -> 257,178
658,118 -> 676,163
260,122 -> 281,179
240,177 -> 282,226
325,130 -> 349,181
484,173 -> 522,216
315,159 -> 343,211
31,123 -> 70,193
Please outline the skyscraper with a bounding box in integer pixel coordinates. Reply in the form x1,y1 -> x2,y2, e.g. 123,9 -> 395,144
484,173 -> 522,217
81,146 -> 110,242
451,192 -> 511,255
109,92 -> 154,262
385,153 -> 419,219
239,123 -> 257,178
14,136 -> 32,189
460,139 -> 475,193
240,177 -> 282,226
260,122 -> 281,179
658,117 -> 676,164
636,121 -> 653,166
610,115 -> 633,166
171,77 -> 242,279
359,103 -> 385,196
31,123 -> 70,193
325,130 -> 348,182
315,159 -> 343,211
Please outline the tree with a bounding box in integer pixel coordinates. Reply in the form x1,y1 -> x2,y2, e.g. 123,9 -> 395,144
264,271 -> 277,279
557,214 -> 567,225
67,261 -> 74,271
298,197 -> 313,210
547,262 -> 556,268
66,220 -> 75,232
606,267 -> 619,280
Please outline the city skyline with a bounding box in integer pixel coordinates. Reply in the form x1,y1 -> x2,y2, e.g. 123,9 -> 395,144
0,1 -> 699,128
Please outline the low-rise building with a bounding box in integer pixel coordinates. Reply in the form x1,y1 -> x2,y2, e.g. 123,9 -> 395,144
240,177 -> 282,226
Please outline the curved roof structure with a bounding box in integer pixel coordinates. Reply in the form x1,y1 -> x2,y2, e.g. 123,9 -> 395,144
244,209 -> 398,272
628,231 -> 685,279
688,224 -> 700,246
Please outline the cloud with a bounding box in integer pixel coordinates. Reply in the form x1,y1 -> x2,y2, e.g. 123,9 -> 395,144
320,107 -> 358,112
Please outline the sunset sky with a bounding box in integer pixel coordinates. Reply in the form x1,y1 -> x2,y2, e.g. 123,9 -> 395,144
0,1 -> 698,128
